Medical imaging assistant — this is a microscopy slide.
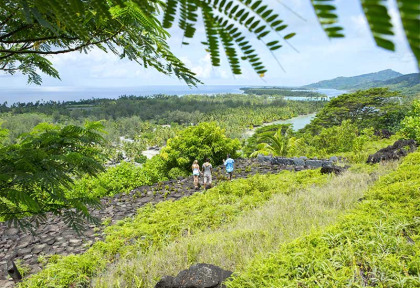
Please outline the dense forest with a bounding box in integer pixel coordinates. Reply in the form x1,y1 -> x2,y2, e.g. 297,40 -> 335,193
240,88 -> 326,98
0,94 -> 323,163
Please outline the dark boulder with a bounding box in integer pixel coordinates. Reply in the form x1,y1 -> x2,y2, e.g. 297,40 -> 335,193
321,160 -> 333,168
305,160 -> 323,168
292,157 -> 305,166
374,129 -> 392,139
367,139 -> 417,164
155,276 -> 176,288
329,156 -> 338,163
320,166 -> 347,175
257,154 -> 272,163
271,157 -> 294,166
155,263 -> 233,288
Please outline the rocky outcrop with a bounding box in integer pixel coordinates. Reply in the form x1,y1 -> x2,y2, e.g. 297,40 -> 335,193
1,158 -> 314,283
367,139 -> 417,164
257,155 -> 340,169
374,129 -> 392,139
155,264 -> 232,288
320,165 -> 347,175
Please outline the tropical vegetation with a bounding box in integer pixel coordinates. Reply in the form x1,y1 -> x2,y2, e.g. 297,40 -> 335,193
1,0 -> 420,285
0,122 -> 106,231
227,151 -> 420,287
0,82 -> 417,287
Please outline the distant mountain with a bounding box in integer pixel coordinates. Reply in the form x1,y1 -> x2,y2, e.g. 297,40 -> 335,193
382,73 -> 420,87
304,69 -> 403,89
349,72 -> 420,97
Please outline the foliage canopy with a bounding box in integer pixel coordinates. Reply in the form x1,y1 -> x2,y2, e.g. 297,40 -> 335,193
0,121 -> 106,232
306,88 -> 407,133
1,0 -> 418,84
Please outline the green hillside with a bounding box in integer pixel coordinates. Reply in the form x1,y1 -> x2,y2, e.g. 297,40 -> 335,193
353,73 -> 420,98
304,69 -> 403,89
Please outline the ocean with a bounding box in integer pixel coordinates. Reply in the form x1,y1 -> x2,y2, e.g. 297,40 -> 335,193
0,85 -> 244,105
0,85 -> 346,105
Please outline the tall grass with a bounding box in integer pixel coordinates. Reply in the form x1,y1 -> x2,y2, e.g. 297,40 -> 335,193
92,163 -> 397,287
227,153 -> 420,287
19,170 -> 327,288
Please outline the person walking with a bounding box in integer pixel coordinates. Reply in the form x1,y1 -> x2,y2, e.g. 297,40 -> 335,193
223,154 -> 235,181
192,160 -> 201,190
202,158 -> 213,190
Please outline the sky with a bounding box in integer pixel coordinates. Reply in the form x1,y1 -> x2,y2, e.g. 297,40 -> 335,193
0,0 -> 418,90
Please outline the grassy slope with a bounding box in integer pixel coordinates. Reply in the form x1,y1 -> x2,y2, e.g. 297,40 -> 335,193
92,163 -> 396,287
227,152 -> 420,288
19,170 -> 328,288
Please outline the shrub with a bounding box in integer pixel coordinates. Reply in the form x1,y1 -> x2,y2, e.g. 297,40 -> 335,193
160,122 -> 241,173
401,99 -> 420,142
134,154 -> 148,164
168,167 -> 188,179
70,156 -> 168,198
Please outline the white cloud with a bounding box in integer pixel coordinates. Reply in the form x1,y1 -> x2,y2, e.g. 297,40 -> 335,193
181,54 -> 231,80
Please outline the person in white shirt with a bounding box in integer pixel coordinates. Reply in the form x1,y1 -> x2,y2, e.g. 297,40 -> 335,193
202,158 -> 213,189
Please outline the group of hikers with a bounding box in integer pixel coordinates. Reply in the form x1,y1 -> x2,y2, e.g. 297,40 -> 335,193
191,154 -> 235,190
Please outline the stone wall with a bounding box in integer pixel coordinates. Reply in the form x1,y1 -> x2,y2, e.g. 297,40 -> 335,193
257,154 -> 339,168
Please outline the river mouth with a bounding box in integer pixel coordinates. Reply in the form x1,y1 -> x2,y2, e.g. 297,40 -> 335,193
243,113 -> 316,138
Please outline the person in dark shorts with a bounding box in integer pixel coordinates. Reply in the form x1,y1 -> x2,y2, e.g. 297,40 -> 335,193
223,154 -> 234,181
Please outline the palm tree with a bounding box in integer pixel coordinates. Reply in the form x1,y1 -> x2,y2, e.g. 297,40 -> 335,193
251,128 -> 291,157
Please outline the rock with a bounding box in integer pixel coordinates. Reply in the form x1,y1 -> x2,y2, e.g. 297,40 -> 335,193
257,154 -> 272,163
17,247 -> 32,256
321,160 -> 333,168
305,160 -> 323,168
155,276 -> 175,288
320,166 -> 347,175
329,156 -> 338,163
292,158 -> 305,166
7,260 -> 22,283
155,263 -> 233,288
271,157 -> 293,166
32,244 -> 47,254
45,238 -> 56,245
367,139 -> 417,164
69,239 -> 82,246
16,235 -> 33,249
4,228 -> 19,236
374,129 -> 392,139
0,280 -> 15,288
